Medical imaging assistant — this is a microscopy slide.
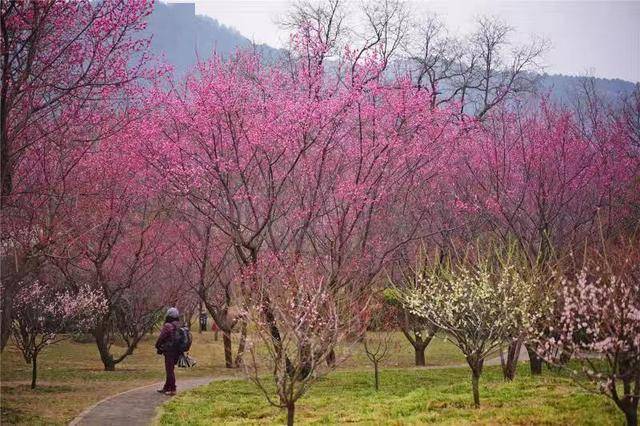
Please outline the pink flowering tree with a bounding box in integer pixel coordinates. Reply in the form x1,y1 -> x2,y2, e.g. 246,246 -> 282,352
0,0 -> 152,198
0,0 -> 154,351
454,102 -> 640,373
46,124 -> 176,371
536,241 -> 640,426
141,17 -> 459,376
11,281 -> 107,389
241,255 -> 369,426
464,103 -> 634,259
621,84 -> 640,149
171,218 -> 246,368
620,85 -> 640,226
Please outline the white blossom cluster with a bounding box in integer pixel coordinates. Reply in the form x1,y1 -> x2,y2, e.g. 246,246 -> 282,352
402,260 -> 536,362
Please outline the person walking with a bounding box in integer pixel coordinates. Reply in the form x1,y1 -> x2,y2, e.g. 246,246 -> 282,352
155,307 -> 181,396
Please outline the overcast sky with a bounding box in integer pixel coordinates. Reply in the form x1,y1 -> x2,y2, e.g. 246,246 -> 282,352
169,1 -> 640,82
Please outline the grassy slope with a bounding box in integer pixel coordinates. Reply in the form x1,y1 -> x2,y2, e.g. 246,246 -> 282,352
0,331 -> 460,424
158,366 -> 623,425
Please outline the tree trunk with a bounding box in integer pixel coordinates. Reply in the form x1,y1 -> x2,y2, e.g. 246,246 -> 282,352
414,344 -> 426,366
95,326 -> 116,371
525,344 -> 543,375
399,325 -> 433,367
326,348 -> 336,367
102,357 -> 116,371
297,342 -> 312,379
0,302 -> 12,351
286,402 -> 295,426
624,409 -> 638,426
501,339 -> 522,381
615,390 -> 639,426
234,321 -> 247,368
30,353 -> 38,389
467,357 -> 484,408
261,299 -> 294,374
222,330 -> 233,368
0,276 -> 19,351
471,371 -> 480,408
374,362 -> 379,391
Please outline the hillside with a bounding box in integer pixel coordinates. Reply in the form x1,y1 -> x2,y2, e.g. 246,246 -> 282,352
144,2 -> 279,75
146,2 -> 637,100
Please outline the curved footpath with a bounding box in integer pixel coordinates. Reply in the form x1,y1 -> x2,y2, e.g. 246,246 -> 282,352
69,348 -> 528,425
69,377 -> 223,426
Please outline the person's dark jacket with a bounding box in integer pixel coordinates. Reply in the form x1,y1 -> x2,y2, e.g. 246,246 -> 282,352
155,319 -> 180,355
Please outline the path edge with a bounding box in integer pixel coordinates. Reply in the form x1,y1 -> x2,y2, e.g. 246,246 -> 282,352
68,353 -> 529,426
150,376 -> 240,425
68,381 -> 164,426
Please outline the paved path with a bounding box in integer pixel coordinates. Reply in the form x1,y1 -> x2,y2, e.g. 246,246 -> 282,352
69,377 -> 226,426
69,348 -> 530,426
486,346 -> 530,366
410,346 -> 530,370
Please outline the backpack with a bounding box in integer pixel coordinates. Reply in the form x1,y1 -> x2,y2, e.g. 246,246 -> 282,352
172,324 -> 192,353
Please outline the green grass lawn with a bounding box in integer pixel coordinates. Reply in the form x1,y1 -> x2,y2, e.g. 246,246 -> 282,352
157,366 -> 624,425
0,332 -> 238,425
0,331 -> 461,424
1,329 -> 625,425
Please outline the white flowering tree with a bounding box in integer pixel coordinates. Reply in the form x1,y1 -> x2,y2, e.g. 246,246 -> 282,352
536,243 -> 640,426
11,281 -> 107,389
399,247 -> 536,408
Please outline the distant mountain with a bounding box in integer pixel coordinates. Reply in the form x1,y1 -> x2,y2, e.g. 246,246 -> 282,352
540,73 -> 637,105
146,2 -> 637,102
144,2 -> 279,76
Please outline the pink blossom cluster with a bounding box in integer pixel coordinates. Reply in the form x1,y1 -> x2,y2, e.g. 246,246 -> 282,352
13,281 -> 107,342
539,267 -> 640,383
534,253 -> 640,421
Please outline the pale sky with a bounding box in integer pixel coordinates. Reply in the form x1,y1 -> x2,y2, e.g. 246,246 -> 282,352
169,1 -> 640,82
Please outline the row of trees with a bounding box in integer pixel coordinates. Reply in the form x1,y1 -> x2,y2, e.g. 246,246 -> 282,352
1,0 -> 639,424
395,238 -> 640,425
0,0 -> 178,377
